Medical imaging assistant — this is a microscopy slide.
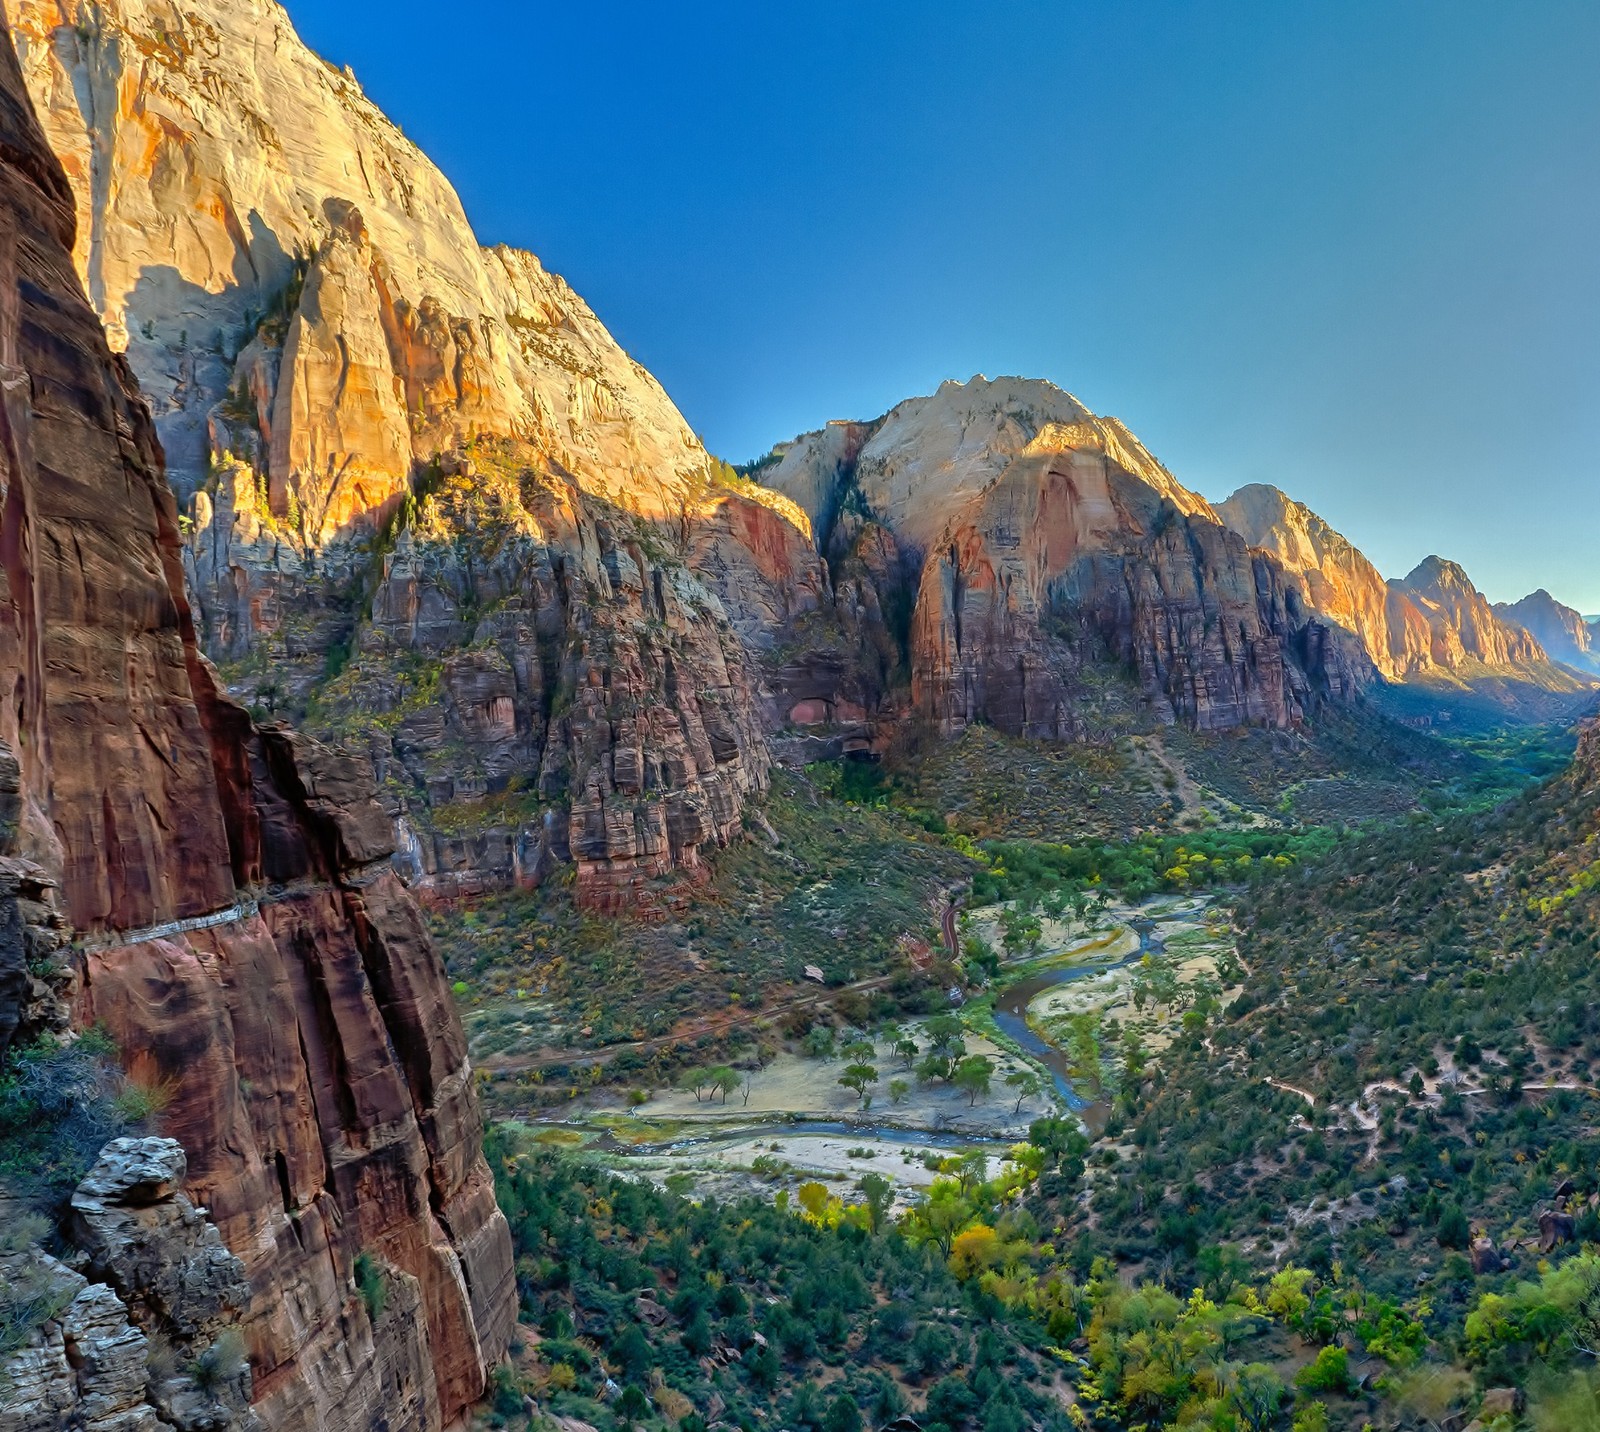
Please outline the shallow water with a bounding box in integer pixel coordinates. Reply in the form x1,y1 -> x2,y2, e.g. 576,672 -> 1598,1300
990,916 -> 1171,1127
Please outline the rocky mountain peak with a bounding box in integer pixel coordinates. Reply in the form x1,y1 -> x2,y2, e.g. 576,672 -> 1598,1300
1403,554 -> 1476,596
4,0 -> 713,526
1495,587 -> 1600,674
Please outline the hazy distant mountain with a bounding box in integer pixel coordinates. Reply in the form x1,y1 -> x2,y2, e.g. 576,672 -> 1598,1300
1495,589 -> 1600,674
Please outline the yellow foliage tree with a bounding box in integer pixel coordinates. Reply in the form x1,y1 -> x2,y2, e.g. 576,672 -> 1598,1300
950,1224 -> 1002,1280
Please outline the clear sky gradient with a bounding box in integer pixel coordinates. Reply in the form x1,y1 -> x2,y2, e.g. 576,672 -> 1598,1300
287,1 -> 1600,609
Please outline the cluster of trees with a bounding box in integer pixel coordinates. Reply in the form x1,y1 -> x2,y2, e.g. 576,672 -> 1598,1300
793,1014 -> 1045,1115
481,1096 -> 1600,1432
486,1128 -> 1071,1432
676,1065 -> 746,1105
969,829 -> 1340,908
1031,738 -> 1600,1424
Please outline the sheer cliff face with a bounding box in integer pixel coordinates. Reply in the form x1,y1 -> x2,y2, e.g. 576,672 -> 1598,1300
1496,589 -> 1600,674
322,448 -> 776,913
3,0 -> 710,522
763,379 -> 1370,738
4,0 -> 791,905
1398,556 -> 1546,670
0,25 -> 512,1432
1217,484 -> 1572,687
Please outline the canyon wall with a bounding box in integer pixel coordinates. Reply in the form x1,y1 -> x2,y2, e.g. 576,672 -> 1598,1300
763,379 -> 1372,740
0,23 -> 512,1431
10,0 -> 1581,920
1217,483 -> 1582,690
3,0 -> 801,905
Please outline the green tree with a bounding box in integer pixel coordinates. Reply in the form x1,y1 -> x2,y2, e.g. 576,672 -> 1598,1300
857,1172 -> 894,1234
954,1055 -> 995,1106
1437,1203 -> 1470,1250
925,1014 -> 966,1059
839,1062 -> 880,1109
917,1053 -> 953,1086
1005,1069 -> 1043,1115
963,935 -> 1001,982
1231,1363 -> 1286,1432
823,1395 -> 862,1432
613,1324 -> 652,1380
1294,1346 -> 1352,1394
907,1182 -> 974,1258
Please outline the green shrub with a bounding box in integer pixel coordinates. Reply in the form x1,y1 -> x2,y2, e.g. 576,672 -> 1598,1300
189,1329 -> 246,1395
354,1252 -> 387,1322
1294,1345 -> 1352,1394
0,1259 -> 74,1354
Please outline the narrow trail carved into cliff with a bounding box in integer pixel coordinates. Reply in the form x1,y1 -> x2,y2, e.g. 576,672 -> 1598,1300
75,859 -> 396,950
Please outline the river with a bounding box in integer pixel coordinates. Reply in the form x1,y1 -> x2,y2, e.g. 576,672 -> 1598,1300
991,916 -> 1170,1131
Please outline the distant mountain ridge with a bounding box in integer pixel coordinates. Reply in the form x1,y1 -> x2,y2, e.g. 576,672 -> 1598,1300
1495,589 -> 1600,674
1216,483 -> 1589,697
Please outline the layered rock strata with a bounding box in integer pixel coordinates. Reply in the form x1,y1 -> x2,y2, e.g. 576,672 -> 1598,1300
1,1138 -> 260,1432
763,378 -> 1371,738
331,448 -> 775,911
0,26 -> 512,1432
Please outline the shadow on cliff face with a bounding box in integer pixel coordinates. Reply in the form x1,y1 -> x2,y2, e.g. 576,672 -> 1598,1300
123,213 -> 297,495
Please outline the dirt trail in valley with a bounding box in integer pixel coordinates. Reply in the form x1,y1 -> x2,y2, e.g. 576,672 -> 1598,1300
479,970 -> 904,1076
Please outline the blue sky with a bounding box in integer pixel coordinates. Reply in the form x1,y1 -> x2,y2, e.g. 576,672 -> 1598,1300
288,1 -> 1600,608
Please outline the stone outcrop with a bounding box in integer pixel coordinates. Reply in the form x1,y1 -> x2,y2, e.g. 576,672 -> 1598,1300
1,1249 -> 165,1432
1496,588 -> 1600,674
71,1139 -> 253,1356
0,26 -> 512,1432
763,378 -> 1371,739
1,1138 -> 261,1432
1217,484 -> 1584,692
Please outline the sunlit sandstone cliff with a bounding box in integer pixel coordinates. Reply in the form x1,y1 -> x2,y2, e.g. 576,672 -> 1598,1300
3,0 -> 815,906
761,378 -> 1372,739
0,22 -> 513,1429
1216,484 -> 1582,690
3,0 -> 709,521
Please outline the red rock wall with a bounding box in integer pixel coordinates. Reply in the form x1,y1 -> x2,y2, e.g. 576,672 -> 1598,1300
910,443 -> 1371,739
0,24 -> 512,1432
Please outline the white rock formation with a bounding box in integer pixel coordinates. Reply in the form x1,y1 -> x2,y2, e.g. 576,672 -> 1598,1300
761,375 -> 1215,565
3,0 -> 712,525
